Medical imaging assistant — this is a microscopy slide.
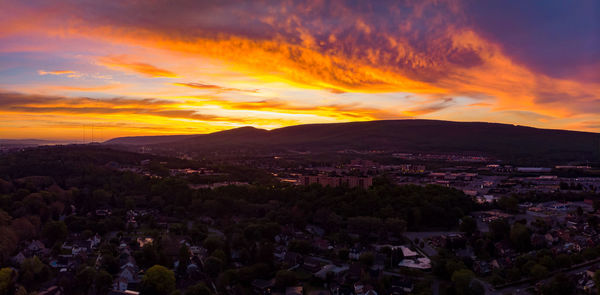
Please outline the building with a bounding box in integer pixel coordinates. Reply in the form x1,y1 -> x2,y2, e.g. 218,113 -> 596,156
299,175 -> 373,189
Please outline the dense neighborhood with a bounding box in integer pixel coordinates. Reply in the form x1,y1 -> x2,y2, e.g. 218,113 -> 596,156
0,145 -> 599,295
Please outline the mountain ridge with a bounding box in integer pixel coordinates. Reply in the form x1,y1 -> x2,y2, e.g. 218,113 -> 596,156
104,120 -> 600,163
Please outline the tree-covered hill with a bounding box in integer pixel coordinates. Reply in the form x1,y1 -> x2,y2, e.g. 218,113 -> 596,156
105,120 -> 600,164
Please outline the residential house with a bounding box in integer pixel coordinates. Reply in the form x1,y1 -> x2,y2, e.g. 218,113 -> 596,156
284,251 -> 302,266
314,264 -> 349,280
252,278 -> 275,295
286,286 -> 303,295
119,265 -> 138,283
11,252 -> 26,265
113,277 -> 129,292
303,257 -> 322,273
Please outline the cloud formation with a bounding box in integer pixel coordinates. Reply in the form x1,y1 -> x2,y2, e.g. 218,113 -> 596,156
0,0 -> 598,138
189,96 -> 406,120
173,82 -> 258,93
0,91 -> 220,121
17,0 -> 593,116
98,56 -> 177,78
1,90 -> 428,140
38,70 -> 76,76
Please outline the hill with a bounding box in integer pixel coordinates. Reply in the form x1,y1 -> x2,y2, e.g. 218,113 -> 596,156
102,134 -> 197,146
0,139 -> 72,147
105,120 -> 600,163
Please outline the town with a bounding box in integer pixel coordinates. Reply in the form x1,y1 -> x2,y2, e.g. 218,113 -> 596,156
0,145 -> 599,295
2,0 -> 598,293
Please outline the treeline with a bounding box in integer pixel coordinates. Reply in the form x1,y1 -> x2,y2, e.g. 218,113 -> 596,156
0,147 -> 476,260
0,146 -> 480,295
189,180 -> 474,231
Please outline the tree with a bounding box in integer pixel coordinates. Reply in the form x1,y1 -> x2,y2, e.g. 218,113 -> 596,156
594,270 -> 600,295
531,218 -> 550,233
204,257 -> 223,278
185,283 -> 211,295
347,216 -> 382,237
488,218 -> 510,241
0,268 -> 16,295
256,242 -> 273,265
588,215 -> 599,229
451,269 -> 475,295
542,273 -> 575,295
539,255 -> 556,270
593,199 -> 600,212
42,220 -> 67,246
74,267 -> 97,293
510,223 -> 531,252
95,270 -> 113,295
14,286 -> 27,295
189,223 -> 208,244
337,248 -> 349,261
141,265 -> 176,295
135,244 -> 160,269
177,245 -> 190,274
11,217 -> 37,241
211,249 -> 227,263
0,210 -> 11,226
275,270 -> 297,288
202,236 -> 224,253
101,254 -> 120,275
446,260 -> 467,278
384,218 -> 406,237
530,264 -> 548,280
92,189 -> 111,206
288,240 -> 312,254
497,196 -> 519,212
0,227 -> 17,263
469,279 -> 485,295
19,256 -> 49,287
556,254 -> 572,269
359,252 -> 375,267
583,247 -> 600,260
459,216 -> 477,235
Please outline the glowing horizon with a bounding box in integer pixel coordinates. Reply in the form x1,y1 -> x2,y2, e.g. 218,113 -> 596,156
1,0 -> 599,140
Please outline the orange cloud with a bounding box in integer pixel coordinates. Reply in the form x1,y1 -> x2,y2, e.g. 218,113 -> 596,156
0,91 -> 227,122
98,55 -> 178,78
173,82 -> 258,93
38,70 -> 76,76
0,90 -> 413,134
185,96 -> 444,121
45,2 -> 595,122
48,84 -> 123,92
1,1 -> 599,136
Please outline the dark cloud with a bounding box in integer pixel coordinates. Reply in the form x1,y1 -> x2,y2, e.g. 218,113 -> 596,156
46,0 -> 486,83
4,0 -> 599,121
0,91 -> 173,107
0,91 -> 244,122
406,97 -> 455,115
464,0 -> 600,82
12,1 -> 598,84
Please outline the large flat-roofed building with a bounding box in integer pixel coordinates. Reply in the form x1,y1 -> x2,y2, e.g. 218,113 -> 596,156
299,175 -> 373,189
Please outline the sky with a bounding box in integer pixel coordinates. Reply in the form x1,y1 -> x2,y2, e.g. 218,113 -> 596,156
0,0 -> 599,141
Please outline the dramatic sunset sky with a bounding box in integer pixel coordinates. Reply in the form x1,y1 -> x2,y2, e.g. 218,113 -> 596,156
0,0 -> 599,141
